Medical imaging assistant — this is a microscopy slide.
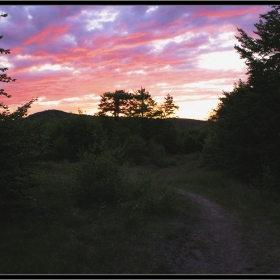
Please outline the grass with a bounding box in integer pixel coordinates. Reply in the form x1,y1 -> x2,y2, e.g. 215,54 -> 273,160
0,159 -> 200,274
2,153 -> 280,274
146,153 -> 280,273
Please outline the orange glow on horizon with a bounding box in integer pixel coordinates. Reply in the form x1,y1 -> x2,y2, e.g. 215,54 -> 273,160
0,5 -> 269,120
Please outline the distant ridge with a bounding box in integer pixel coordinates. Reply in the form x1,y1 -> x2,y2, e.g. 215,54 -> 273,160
25,109 -> 207,129
25,109 -> 74,120
168,118 -> 207,129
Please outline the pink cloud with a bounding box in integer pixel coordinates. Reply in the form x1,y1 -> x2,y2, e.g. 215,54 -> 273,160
196,6 -> 255,18
1,5 -> 271,119
23,24 -> 70,45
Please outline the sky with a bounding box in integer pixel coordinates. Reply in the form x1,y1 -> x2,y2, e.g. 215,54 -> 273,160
0,5 -> 270,120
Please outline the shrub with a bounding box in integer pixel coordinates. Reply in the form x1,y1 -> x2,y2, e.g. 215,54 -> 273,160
143,186 -> 180,216
36,115 -> 104,162
124,135 -> 148,165
118,176 -> 181,228
180,127 -> 207,154
75,150 -> 126,205
140,118 -> 180,154
0,119 -> 37,218
75,147 -> 183,231
148,140 -> 167,167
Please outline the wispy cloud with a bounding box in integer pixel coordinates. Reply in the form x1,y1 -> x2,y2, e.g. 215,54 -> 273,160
0,5 -> 269,119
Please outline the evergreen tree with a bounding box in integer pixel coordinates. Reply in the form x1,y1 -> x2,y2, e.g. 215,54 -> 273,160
203,6 -> 280,187
129,87 -> 152,118
145,98 -> 163,118
160,94 -> 179,118
96,90 -> 131,121
125,87 -> 162,118
234,5 -> 280,88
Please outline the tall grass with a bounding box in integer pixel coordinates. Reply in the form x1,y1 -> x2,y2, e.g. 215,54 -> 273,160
150,153 -> 280,229
0,158 -> 200,274
148,153 -> 280,273
3,152 -> 278,273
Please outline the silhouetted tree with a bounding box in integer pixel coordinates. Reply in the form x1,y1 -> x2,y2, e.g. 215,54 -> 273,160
95,87 -> 179,120
203,6 -> 280,188
128,87 -> 162,118
0,13 -> 37,216
0,13 -> 36,120
234,5 -> 280,88
128,87 -> 150,117
160,94 -> 179,118
96,90 -> 131,121
145,98 -> 163,118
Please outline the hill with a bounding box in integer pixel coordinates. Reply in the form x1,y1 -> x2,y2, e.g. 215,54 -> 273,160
25,109 -> 74,120
168,118 -> 207,130
25,109 -> 207,129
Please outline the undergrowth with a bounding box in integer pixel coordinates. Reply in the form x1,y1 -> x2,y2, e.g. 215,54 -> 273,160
0,156 -> 200,274
149,153 -> 280,273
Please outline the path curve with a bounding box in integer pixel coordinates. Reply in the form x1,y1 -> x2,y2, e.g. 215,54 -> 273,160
154,187 -> 259,274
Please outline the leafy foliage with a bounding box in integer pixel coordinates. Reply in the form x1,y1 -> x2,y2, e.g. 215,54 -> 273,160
0,14 -> 37,121
124,134 -> 149,165
160,94 -> 179,118
95,87 -> 179,120
180,126 -> 207,154
27,111 -> 204,166
128,87 -> 161,118
75,149 -> 126,205
234,6 -> 280,88
0,13 -> 37,216
75,148 -> 183,230
148,140 -> 167,167
96,90 -> 131,121
203,6 -> 280,188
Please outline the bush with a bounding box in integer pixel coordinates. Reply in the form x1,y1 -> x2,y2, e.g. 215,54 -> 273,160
180,127 -> 207,154
72,122 -> 185,229
75,150 -> 126,205
148,140 -> 167,167
124,135 -> 148,165
0,119 -> 37,218
118,178 -> 151,228
37,115 -> 104,162
140,118 -> 180,154
143,186 -> 181,216
75,149 -> 181,230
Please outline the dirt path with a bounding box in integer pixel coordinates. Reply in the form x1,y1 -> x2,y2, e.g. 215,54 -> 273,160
152,188 -> 259,274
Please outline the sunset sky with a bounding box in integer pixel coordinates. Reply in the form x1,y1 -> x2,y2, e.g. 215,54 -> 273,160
0,5 -> 269,120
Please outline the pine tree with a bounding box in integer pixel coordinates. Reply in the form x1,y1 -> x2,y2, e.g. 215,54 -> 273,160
160,94 -> 179,118
234,5 -> 280,88
96,90 -> 131,121
203,6 -> 280,187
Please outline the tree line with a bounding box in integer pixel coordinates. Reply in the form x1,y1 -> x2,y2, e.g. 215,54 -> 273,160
1,13 -> 38,217
203,5 -> 280,188
1,12 -> 204,218
2,6 -> 280,219
95,87 -> 179,121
